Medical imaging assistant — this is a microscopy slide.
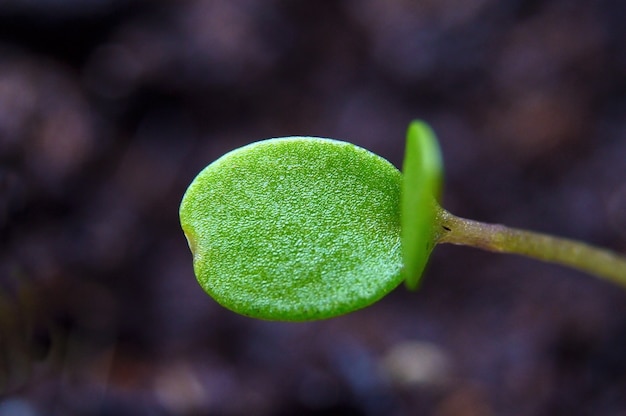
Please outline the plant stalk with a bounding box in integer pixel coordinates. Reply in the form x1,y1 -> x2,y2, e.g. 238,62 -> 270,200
436,208 -> 626,287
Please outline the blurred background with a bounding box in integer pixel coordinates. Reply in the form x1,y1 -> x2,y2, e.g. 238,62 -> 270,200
1,0 -> 625,415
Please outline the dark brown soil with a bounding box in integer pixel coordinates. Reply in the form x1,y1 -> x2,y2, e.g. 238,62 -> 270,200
1,1 -> 625,415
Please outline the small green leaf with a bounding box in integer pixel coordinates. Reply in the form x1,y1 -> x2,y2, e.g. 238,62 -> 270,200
401,121 -> 444,290
179,137 -> 403,321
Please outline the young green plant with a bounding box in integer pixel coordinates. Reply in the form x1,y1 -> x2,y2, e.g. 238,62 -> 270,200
179,121 -> 626,321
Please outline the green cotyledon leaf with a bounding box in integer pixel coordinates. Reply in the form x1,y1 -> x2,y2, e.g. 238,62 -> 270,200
179,137 -> 404,321
401,120 -> 444,290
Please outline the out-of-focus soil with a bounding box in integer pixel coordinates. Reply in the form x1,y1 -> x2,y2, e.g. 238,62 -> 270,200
1,1 -> 625,415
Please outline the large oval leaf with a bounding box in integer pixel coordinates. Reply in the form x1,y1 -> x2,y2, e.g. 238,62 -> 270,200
180,137 -> 403,321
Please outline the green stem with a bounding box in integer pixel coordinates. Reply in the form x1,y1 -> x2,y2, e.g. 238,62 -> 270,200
435,208 -> 626,287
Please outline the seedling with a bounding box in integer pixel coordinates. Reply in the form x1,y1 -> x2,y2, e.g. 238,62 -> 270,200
179,121 -> 626,321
